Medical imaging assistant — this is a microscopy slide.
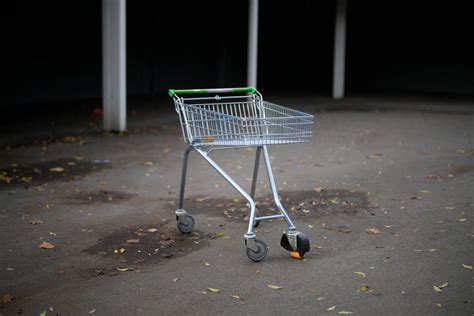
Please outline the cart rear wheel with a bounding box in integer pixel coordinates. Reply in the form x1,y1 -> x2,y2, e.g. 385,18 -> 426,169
177,214 -> 195,233
246,239 -> 268,262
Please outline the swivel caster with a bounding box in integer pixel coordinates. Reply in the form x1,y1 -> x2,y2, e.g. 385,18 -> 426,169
177,214 -> 195,234
280,231 -> 310,259
245,239 -> 268,262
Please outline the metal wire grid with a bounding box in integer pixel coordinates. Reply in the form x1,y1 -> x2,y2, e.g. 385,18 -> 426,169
176,100 -> 313,146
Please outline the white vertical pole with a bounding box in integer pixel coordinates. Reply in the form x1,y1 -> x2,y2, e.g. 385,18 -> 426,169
247,0 -> 259,88
103,0 -> 126,131
333,0 -> 347,99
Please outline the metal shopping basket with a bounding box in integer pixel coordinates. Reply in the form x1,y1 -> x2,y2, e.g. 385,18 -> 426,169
169,87 -> 314,261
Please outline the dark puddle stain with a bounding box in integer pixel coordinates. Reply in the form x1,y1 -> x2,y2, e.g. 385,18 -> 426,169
83,224 -> 209,277
177,189 -> 371,224
66,189 -> 134,205
426,164 -> 474,180
0,158 -> 111,189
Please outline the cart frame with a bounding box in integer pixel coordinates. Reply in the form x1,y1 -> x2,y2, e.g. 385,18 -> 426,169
169,87 -> 313,261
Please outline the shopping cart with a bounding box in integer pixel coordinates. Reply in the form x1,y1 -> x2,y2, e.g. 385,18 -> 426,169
169,87 -> 314,261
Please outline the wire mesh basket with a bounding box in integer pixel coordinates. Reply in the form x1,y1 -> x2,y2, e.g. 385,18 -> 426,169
171,89 -> 313,147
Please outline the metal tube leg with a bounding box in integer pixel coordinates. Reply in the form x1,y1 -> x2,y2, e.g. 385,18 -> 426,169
250,146 -> 262,199
194,148 -> 258,245
261,145 -> 296,230
177,146 -> 193,212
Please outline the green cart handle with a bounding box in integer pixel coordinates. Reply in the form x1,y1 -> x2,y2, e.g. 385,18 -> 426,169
168,87 -> 257,97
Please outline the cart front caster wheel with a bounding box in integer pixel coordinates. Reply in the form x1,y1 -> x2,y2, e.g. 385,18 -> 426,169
280,232 -> 310,258
246,239 -> 268,262
177,214 -> 195,234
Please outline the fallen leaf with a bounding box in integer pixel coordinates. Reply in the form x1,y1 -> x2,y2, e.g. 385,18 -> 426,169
1,293 -> 15,304
119,248 -> 126,253
173,278 -> 179,282
147,228 -> 158,233
384,225 -> 393,228
326,305 -> 337,311
434,303 -> 442,308
39,241 -> 55,249
230,295 -> 243,300
360,284 -> 370,292
433,286 -> 442,293
116,267 -> 133,272
353,271 -> 366,278
29,219 -> 44,225
196,196 -> 210,202
267,284 -> 282,290
366,228 -> 380,235
367,152 -> 383,160
126,239 -> 140,243
89,308 -> 97,314
49,231 -> 56,236
456,218 -> 466,222
204,262 -> 210,267
313,187 -> 324,193
462,264 -> 472,270
143,161 -> 154,166
317,297 -> 326,301
438,282 -> 448,289
216,232 -> 226,238
338,312 -> 353,315
49,167 -> 65,173
207,288 -> 220,293
419,190 -> 431,194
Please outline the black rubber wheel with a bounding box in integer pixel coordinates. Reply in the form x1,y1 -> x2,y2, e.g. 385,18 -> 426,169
177,214 -> 195,233
246,239 -> 268,262
296,233 -> 310,257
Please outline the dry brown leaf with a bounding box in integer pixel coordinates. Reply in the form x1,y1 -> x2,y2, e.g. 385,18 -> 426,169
326,305 -> 337,311
1,293 -> 15,305
367,152 -> 383,160
49,167 -> 65,173
29,219 -> 44,225
366,228 -> 380,235
126,239 -> 140,243
230,295 -> 243,300
207,287 -> 220,293
338,311 -> 353,315
433,286 -> 442,293
267,284 -> 282,290
39,241 -> 55,249
353,271 -> 366,278
147,228 -> 158,233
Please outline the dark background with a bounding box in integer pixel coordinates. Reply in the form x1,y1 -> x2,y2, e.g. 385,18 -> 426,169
4,0 -> 474,106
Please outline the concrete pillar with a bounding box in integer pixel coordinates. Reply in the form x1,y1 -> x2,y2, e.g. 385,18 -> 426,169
333,0 -> 347,99
247,0 -> 259,88
102,0 -> 126,131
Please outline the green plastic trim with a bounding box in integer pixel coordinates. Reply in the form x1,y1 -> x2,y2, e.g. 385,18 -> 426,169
168,87 -> 256,97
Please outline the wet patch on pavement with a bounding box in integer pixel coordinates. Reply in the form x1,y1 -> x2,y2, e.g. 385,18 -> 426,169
0,158 -> 111,189
178,189 -> 371,224
83,224 -> 209,277
65,189 -> 134,205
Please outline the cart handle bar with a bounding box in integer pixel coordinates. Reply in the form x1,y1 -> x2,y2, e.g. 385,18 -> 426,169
168,87 -> 256,97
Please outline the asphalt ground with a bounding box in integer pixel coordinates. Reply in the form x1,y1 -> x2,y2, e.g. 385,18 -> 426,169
0,95 -> 473,315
